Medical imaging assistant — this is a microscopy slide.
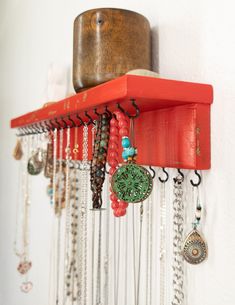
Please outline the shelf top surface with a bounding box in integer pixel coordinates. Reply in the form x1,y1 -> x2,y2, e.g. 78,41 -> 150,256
11,75 -> 213,128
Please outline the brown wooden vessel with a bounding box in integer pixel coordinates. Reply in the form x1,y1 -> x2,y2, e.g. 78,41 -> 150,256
73,8 -> 151,92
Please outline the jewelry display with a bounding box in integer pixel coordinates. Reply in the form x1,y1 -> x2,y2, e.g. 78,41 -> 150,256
11,96 -> 211,305
182,173 -> 208,265
172,173 -> 185,305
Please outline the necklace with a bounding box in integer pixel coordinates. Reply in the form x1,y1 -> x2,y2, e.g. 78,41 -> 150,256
13,138 -> 23,160
160,181 -> 166,305
81,123 -> 89,305
110,113 -> 153,206
90,112 -> 110,209
14,135 -> 33,293
55,128 -> 64,305
63,127 -> 72,305
172,174 -> 184,305
182,181 -> 208,264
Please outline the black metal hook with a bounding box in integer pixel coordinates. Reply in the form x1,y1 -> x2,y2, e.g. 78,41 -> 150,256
158,167 -> 169,183
76,113 -> 85,127
149,166 -> 156,179
67,114 -> 76,128
44,121 -> 51,131
117,103 -> 126,114
32,124 -> 41,134
94,108 -> 102,118
60,116 -> 68,129
54,117 -> 62,129
105,105 -> 112,119
190,170 -> 202,187
49,119 -> 57,130
173,168 -> 184,183
39,121 -> 47,133
125,99 -> 140,119
85,111 -> 94,125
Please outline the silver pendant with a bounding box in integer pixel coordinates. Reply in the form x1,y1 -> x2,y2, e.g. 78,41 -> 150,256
27,149 -> 45,175
182,229 -> 208,264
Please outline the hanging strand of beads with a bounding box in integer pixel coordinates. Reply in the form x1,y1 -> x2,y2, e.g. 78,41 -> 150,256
63,126 -> 71,303
81,123 -> 89,305
172,173 -> 184,305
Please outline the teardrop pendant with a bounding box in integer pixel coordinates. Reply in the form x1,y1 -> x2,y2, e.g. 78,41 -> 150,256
182,229 -> 208,264
13,139 -> 23,160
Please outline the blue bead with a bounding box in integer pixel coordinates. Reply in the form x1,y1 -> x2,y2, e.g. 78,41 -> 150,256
122,150 -> 129,160
127,147 -> 136,157
122,137 -> 131,148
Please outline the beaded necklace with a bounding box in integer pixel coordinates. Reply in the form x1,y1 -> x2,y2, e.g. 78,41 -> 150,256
109,111 -> 153,210
90,112 -> 110,209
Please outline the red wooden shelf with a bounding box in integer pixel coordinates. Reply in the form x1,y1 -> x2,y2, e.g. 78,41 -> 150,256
10,75 -> 213,169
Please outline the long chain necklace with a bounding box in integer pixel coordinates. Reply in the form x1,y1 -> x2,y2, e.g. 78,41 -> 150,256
137,202 -> 144,305
172,174 -> 184,305
160,181 -> 167,305
81,123 -> 89,305
14,135 -> 33,293
63,127 -> 72,305
146,193 -> 153,305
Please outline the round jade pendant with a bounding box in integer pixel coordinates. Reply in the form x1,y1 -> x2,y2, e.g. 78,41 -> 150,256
111,163 -> 153,203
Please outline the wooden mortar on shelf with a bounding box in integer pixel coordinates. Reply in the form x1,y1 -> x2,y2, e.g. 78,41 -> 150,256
73,8 -> 152,92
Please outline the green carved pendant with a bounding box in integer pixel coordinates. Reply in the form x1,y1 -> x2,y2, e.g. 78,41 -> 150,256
111,163 -> 153,203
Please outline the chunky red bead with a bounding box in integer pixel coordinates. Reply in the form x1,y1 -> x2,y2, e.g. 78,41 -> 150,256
111,201 -> 119,210
110,118 -> 118,126
116,112 -> 125,120
118,119 -> 129,128
116,207 -> 127,217
109,151 -> 118,158
119,127 -> 129,137
118,200 -> 128,209
110,126 -> 119,135
109,159 -> 118,167
109,135 -> 119,143
109,142 -> 118,150
113,209 -> 121,217
110,193 -> 118,201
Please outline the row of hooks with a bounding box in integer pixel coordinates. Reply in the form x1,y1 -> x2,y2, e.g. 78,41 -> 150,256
150,167 -> 201,187
15,97 -> 201,187
16,99 -> 139,137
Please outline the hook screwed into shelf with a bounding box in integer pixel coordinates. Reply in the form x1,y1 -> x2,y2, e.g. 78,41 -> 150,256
190,170 -> 202,187
158,167 -> 169,183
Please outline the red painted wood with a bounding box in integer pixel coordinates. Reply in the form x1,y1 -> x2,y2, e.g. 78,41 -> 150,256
10,75 -> 213,169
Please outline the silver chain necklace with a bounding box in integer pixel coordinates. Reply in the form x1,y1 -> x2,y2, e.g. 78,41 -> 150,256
172,175 -> 184,305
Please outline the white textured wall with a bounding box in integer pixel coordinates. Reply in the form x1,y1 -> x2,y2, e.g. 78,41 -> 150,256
0,1 -> 235,305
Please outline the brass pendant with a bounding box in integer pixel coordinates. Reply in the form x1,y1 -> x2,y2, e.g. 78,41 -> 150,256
111,163 -> 153,203
182,229 -> 208,264
13,139 -> 23,160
